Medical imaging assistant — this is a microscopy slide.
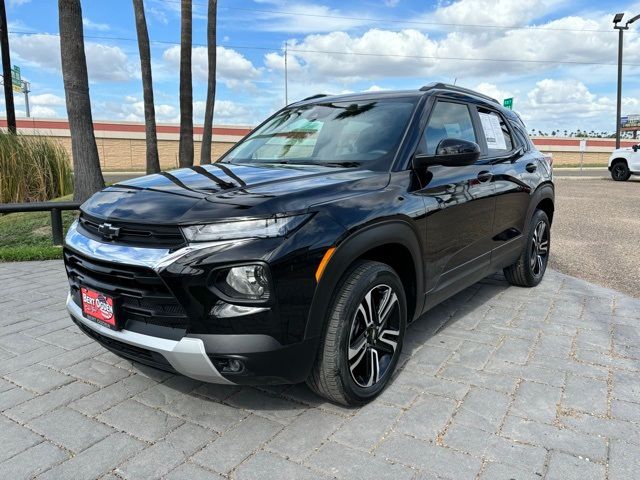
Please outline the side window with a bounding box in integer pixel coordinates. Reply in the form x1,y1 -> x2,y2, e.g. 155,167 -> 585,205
477,108 -> 513,155
420,101 -> 477,155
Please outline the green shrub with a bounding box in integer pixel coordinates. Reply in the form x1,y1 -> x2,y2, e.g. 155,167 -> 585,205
0,131 -> 73,203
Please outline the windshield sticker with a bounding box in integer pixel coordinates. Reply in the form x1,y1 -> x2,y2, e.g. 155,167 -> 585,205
479,112 -> 507,150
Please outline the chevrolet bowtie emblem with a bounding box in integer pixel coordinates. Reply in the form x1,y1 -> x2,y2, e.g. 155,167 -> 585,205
97,223 -> 121,240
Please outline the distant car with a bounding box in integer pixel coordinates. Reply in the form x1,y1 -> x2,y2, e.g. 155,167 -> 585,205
609,144 -> 640,181
64,83 -> 554,406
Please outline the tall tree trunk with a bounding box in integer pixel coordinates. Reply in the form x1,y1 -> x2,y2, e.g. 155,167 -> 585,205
178,0 -> 193,168
200,0 -> 216,165
0,0 -> 16,134
58,0 -> 104,202
132,0 -> 160,174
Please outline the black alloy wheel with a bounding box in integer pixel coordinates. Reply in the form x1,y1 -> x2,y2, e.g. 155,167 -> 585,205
611,161 -> 631,181
307,260 -> 407,406
504,209 -> 551,287
530,219 -> 549,278
347,284 -> 401,388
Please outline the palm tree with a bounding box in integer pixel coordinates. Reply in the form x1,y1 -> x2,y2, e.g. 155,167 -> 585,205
58,0 -> 104,201
200,0 -> 217,165
133,0 -> 160,174
178,0 -> 193,168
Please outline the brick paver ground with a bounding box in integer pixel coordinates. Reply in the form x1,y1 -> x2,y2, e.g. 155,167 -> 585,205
1,260 -> 639,479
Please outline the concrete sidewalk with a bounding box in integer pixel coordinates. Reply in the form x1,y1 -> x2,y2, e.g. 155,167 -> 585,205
1,260 -> 639,479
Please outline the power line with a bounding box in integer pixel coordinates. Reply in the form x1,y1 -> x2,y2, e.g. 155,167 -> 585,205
155,0 -> 616,34
10,28 -> 640,67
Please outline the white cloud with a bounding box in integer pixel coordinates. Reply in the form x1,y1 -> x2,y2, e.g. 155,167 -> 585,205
9,0 -> 30,6
30,106 -> 57,117
148,6 -> 169,25
266,7 -> 640,85
30,93 -> 66,106
282,29 -> 439,82
528,79 -> 594,107
516,79 -> 639,132
429,0 -> 558,28
10,34 -> 136,83
244,2 -> 374,33
163,45 -> 262,89
95,97 -> 178,123
384,0 -> 400,6
194,99 -> 253,124
82,18 -> 110,31
474,82 -> 512,102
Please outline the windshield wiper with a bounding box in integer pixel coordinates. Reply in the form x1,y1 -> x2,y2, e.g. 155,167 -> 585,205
322,161 -> 361,168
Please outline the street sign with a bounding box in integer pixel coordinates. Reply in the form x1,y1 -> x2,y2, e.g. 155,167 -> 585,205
579,140 -> 587,152
11,65 -> 21,93
503,97 -> 513,110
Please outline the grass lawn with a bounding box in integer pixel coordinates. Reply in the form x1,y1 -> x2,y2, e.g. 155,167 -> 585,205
0,195 -> 78,262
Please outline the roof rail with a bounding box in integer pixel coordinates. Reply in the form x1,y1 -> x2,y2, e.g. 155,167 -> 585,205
420,82 -> 500,105
302,94 -> 329,101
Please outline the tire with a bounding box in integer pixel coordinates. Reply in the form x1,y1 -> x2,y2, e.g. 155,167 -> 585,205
611,160 -> 631,181
503,209 -> 550,288
307,260 -> 407,406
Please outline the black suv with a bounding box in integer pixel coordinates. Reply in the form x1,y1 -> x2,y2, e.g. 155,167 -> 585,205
64,83 -> 554,406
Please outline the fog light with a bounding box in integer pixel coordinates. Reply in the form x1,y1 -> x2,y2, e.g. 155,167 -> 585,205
227,359 -> 243,372
225,265 -> 270,300
210,356 -> 245,374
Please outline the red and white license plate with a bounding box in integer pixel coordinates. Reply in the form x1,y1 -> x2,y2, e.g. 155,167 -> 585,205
81,287 -> 118,329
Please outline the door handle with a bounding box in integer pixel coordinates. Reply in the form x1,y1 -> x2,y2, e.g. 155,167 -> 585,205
477,171 -> 493,182
526,163 -> 537,173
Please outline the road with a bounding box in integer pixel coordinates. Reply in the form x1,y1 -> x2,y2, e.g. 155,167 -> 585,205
2,260 -> 639,479
551,175 -> 640,298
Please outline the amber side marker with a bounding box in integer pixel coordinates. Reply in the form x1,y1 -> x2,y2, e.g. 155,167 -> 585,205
315,247 -> 336,282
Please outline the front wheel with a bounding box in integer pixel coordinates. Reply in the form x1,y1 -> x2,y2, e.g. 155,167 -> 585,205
307,260 -> 407,406
611,161 -> 631,181
504,209 -> 550,287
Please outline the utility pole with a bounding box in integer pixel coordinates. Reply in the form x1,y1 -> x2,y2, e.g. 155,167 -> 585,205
284,42 -> 288,106
613,12 -> 640,149
23,80 -> 30,117
0,0 -> 16,133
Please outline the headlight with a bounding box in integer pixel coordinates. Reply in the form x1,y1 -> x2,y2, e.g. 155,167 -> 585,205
226,265 -> 270,299
212,264 -> 271,301
182,214 -> 310,242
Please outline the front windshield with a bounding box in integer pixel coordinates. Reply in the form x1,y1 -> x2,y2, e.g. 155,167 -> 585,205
223,98 -> 418,170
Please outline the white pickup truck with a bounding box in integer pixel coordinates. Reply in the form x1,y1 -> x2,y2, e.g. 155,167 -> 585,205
609,144 -> 640,181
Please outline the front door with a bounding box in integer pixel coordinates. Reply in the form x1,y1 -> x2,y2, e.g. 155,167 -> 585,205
416,100 -> 496,298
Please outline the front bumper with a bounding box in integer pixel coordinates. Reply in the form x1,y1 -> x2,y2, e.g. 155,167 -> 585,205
63,220 -> 322,384
67,294 -> 234,384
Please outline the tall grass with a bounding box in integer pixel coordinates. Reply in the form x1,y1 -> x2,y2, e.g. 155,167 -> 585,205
0,131 -> 73,203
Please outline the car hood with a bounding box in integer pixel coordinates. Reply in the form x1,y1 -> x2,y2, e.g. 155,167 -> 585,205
81,162 -> 389,224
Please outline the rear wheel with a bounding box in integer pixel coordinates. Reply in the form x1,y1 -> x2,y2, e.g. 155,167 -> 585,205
611,160 -> 631,181
504,209 -> 550,287
307,260 -> 406,406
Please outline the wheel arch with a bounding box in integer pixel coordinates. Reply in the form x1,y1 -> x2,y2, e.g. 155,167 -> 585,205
304,220 -> 424,340
610,157 -> 628,167
527,183 -> 555,227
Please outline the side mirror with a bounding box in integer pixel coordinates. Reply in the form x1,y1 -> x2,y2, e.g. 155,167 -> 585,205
633,145 -> 639,152
413,138 -> 481,169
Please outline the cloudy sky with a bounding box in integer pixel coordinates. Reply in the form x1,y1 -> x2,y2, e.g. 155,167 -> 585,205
5,0 -> 640,133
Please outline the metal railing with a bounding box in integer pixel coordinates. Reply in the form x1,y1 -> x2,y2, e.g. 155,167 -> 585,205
0,201 -> 81,245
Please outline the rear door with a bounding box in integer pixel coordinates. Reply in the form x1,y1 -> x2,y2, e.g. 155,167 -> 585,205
416,99 -> 496,298
476,107 -> 543,267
